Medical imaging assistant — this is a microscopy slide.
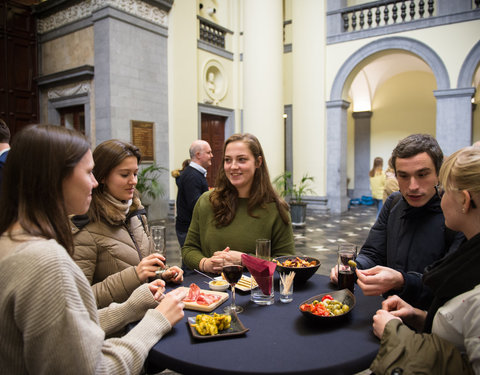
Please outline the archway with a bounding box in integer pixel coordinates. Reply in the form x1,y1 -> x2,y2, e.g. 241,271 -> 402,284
326,36 -> 450,213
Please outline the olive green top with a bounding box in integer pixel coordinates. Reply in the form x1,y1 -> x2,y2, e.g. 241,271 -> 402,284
182,191 -> 295,270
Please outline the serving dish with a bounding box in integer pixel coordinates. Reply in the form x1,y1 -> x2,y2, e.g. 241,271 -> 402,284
298,289 -> 356,321
179,286 -> 229,312
208,279 -> 229,291
187,314 -> 249,340
274,255 -> 321,284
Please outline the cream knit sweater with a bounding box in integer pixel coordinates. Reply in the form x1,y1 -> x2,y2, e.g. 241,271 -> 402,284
0,231 -> 171,374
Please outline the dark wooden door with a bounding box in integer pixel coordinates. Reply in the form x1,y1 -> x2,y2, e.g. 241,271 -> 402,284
201,114 -> 225,187
0,1 -> 38,137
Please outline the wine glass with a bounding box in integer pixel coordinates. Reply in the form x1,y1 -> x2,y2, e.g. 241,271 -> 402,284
222,258 -> 243,314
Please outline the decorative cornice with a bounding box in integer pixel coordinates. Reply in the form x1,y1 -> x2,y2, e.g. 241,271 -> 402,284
37,0 -> 168,34
47,81 -> 91,99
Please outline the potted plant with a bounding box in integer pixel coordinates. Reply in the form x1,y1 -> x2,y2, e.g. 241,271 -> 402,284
136,163 -> 167,210
273,171 -> 315,227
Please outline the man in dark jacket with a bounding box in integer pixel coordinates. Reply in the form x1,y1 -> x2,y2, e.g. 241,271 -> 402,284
175,140 -> 213,247
330,134 -> 464,309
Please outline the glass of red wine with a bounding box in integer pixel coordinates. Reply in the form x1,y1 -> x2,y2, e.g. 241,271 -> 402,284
222,258 -> 243,314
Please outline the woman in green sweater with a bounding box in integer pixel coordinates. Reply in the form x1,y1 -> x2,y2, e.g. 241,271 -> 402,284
182,133 -> 295,273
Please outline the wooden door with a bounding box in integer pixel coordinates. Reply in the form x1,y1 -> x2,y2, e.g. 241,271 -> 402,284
0,1 -> 38,137
201,114 -> 225,187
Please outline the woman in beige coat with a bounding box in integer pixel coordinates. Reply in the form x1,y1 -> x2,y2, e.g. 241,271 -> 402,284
72,140 -> 183,308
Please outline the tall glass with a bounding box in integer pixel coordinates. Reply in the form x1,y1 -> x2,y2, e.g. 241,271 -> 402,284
337,243 -> 357,293
222,258 -> 243,314
150,225 -> 166,258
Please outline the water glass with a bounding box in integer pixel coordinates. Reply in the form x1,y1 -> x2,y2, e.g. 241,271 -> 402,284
150,225 -> 166,258
255,239 -> 271,260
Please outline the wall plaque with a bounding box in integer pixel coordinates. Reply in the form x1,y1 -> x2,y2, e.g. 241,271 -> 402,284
131,120 -> 154,162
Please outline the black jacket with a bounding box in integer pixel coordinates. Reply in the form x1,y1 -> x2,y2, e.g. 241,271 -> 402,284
356,191 -> 465,309
175,165 -> 209,234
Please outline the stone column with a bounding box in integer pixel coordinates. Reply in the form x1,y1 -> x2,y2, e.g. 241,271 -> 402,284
243,0 -> 284,176
352,111 -> 372,198
434,88 -> 475,156
326,99 -> 350,213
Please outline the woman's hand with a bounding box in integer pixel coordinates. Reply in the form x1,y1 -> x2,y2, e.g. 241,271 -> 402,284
148,279 -> 166,301
155,288 -> 187,326
161,266 -> 184,284
372,309 -> 401,339
381,295 -> 426,331
136,253 -> 166,282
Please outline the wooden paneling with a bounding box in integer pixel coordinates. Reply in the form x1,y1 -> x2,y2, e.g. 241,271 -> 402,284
0,1 -> 38,136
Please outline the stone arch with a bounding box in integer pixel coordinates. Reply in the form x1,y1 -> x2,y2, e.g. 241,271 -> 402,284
457,40 -> 480,88
330,36 -> 450,101
326,36 -> 450,213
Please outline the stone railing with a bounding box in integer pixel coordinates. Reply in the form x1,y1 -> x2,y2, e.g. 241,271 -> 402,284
199,16 -> 226,49
341,0 -> 435,32
327,0 -> 480,44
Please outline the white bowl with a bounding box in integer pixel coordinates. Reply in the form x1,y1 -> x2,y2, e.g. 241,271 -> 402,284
209,279 -> 229,291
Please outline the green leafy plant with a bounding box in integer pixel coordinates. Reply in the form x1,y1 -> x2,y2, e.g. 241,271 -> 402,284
136,163 -> 167,201
273,171 -> 315,203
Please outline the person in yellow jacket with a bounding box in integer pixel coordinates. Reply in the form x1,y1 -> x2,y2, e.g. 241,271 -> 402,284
369,157 -> 386,217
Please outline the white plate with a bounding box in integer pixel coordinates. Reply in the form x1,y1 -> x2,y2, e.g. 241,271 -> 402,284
215,275 -> 258,292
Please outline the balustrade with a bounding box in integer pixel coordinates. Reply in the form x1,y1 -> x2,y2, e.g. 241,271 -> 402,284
342,0 -> 436,32
199,18 -> 225,49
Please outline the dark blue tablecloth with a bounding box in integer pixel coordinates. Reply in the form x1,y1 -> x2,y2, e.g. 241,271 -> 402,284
147,270 -> 383,375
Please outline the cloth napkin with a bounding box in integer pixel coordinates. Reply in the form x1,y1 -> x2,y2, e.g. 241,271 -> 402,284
241,253 -> 277,295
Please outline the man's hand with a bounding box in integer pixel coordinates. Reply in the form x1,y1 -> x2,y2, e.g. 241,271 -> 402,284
329,265 -> 339,284
356,266 -> 404,295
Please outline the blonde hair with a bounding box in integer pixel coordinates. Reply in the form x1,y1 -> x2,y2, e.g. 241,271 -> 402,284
439,147 -> 480,202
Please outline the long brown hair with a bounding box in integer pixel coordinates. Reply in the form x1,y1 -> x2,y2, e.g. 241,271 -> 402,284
0,124 -> 90,255
88,139 -> 141,222
369,157 -> 383,177
210,133 -> 290,227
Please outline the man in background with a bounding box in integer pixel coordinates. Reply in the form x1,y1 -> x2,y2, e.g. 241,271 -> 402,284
175,140 -> 213,248
330,134 -> 464,309
0,119 -> 11,187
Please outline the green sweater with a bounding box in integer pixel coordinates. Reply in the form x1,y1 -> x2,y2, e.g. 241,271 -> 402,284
182,191 -> 295,270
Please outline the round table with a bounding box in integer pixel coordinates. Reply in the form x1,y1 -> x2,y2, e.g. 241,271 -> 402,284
147,270 -> 383,375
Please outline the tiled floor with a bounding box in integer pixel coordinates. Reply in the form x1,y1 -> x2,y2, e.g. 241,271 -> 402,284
151,204 -> 377,375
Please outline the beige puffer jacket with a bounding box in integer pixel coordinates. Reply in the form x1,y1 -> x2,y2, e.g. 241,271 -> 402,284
71,200 -> 153,309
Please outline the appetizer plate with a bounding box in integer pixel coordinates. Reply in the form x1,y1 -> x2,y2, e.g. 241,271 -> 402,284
187,314 -> 249,340
180,287 -> 229,312
215,275 -> 258,292
299,289 -> 356,321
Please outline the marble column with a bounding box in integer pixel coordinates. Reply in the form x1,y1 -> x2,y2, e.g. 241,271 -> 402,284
353,111 -> 372,198
326,99 -> 350,213
434,87 -> 475,156
243,0 -> 284,176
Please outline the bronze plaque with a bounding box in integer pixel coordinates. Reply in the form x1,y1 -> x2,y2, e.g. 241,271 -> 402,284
131,120 -> 154,162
